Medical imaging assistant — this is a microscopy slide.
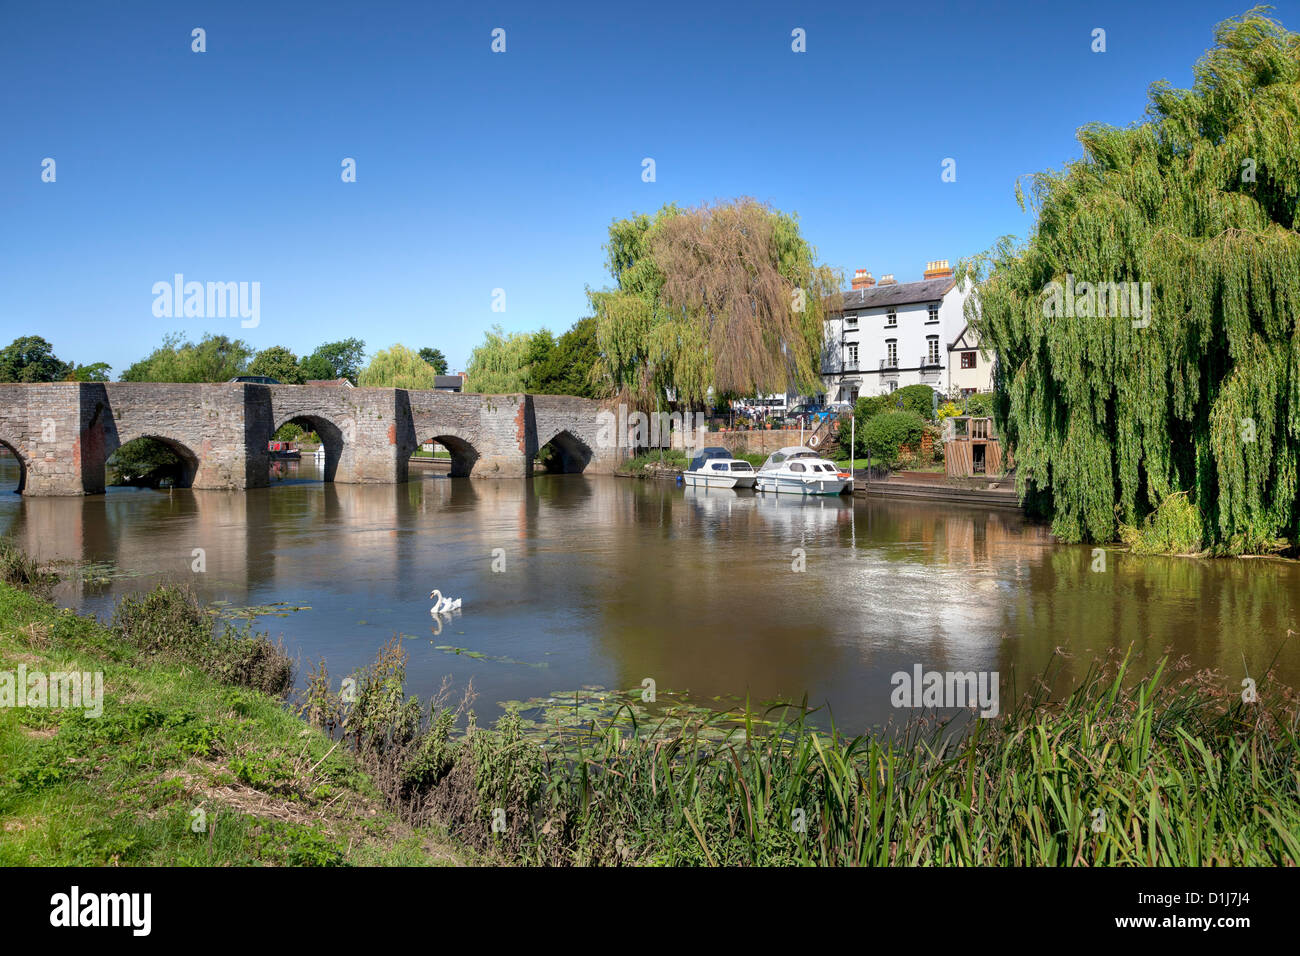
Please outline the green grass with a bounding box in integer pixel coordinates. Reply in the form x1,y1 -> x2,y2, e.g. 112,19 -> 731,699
616,450 -> 689,474
0,581 -> 469,867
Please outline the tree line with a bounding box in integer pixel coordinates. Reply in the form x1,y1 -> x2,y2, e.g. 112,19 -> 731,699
462,197 -> 839,405
0,334 -> 454,389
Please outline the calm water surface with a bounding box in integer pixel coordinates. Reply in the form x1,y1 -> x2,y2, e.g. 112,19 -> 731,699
2,455 -> 1297,731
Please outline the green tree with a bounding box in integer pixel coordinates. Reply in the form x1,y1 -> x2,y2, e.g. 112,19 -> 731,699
358,344 -> 442,389
891,384 -> 936,420
67,362 -> 112,382
249,345 -> 305,384
0,336 -> 72,382
964,393 -> 995,417
463,325 -> 537,393
968,9 -> 1300,552
860,410 -> 926,465
418,348 -> 449,375
589,198 -> 841,409
527,317 -> 602,397
299,338 -> 366,383
297,353 -> 334,381
521,330 -> 556,391
106,439 -> 186,487
120,333 -> 252,382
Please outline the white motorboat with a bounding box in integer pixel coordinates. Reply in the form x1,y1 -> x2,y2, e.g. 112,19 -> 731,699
682,446 -> 757,489
754,446 -> 851,495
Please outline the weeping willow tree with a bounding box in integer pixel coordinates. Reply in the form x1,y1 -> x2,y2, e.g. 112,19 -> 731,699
357,344 -> 441,389
968,8 -> 1300,554
590,198 -> 841,409
463,324 -> 536,393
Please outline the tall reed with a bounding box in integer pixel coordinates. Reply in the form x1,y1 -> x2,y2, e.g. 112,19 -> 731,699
306,641 -> 1300,866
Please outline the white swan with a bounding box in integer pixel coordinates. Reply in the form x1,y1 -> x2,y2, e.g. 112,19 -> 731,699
429,589 -> 462,614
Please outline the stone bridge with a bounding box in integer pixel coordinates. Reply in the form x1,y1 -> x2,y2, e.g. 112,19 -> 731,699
0,383 -> 624,495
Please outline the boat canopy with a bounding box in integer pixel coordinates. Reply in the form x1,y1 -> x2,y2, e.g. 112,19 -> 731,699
758,446 -> 820,472
687,446 -> 735,471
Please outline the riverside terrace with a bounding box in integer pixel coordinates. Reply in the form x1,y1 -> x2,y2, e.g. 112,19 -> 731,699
0,383 -> 622,495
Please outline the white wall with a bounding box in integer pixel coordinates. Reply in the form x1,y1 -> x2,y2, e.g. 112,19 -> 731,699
822,281 -> 970,399
947,348 -> 994,394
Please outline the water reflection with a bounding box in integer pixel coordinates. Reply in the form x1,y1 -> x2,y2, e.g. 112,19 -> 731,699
0,455 -> 1296,732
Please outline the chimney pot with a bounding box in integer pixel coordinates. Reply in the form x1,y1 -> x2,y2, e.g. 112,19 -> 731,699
923,259 -> 954,280
851,269 -> 876,290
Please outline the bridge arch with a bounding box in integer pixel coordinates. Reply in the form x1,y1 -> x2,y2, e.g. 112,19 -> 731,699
107,434 -> 200,488
0,437 -> 27,494
274,413 -> 348,482
413,432 -> 481,478
535,429 -> 593,474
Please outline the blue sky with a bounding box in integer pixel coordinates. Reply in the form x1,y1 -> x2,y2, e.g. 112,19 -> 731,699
1,0 -> 1289,376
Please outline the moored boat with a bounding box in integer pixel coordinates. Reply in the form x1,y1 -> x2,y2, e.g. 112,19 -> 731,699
754,446 -> 850,495
683,446 -> 757,489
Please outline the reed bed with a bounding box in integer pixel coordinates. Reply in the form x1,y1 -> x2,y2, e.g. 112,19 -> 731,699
309,640 -> 1300,866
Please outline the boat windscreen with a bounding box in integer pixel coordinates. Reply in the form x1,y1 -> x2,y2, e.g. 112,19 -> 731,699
688,447 -> 733,471
760,446 -> 818,471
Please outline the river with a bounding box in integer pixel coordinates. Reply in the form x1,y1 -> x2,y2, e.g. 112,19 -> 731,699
1,454 -> 1296,731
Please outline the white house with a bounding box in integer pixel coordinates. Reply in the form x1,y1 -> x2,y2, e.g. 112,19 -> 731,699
821,260 -> 976,401
946,322 -> 994,396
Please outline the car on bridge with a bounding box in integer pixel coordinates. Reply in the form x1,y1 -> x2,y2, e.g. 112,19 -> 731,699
228,375 -> 281,385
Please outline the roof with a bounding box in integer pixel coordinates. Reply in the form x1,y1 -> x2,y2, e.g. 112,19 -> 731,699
433,375 -> 464,389
839,276 -> 957,312
758,446 -> 819,471
687,447 -> 736,470
305,378 -> 354,387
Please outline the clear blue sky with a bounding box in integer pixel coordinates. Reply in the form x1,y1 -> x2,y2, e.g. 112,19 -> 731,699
1,0 -> 1288,377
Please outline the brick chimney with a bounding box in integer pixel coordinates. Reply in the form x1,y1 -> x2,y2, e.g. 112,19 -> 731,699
851,269 -> 875,290
923,259 -> 954,280
877,274 -> 897,286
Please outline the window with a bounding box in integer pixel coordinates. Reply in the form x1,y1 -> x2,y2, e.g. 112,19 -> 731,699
847,343 -> 858,365
886,340 -> 898,367
887,380 -> 898,392
849,386 -> 859,401
790,463 -> 806,472
886,308 -> 897,327
927,336 -> 940,365
961,351 -> 977,369
927,304 -> 939,323
845,314 -> 858,328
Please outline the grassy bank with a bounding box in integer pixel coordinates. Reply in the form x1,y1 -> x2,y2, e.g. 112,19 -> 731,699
616,450 -> 688,475
2,540 -> 1297,866
0,555 -> 469,866
616,451 -> 767,476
